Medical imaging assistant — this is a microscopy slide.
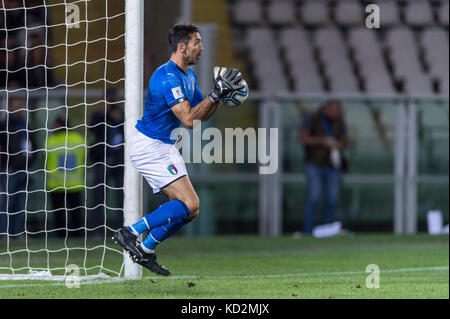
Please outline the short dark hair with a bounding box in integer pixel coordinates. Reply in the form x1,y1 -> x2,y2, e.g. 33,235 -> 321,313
168,23 -> 200,54
321,99 -> 341,110
325,99 -> 341,107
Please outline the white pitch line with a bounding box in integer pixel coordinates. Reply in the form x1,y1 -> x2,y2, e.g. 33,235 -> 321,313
0,277 -> 128,289
0,265 -> 447,289
144,265 -> 450,280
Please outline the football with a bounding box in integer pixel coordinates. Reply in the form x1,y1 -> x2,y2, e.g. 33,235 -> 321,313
214,67 -> 249,107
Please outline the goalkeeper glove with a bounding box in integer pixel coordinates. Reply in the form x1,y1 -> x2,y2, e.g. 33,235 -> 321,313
208,67 -> 245,103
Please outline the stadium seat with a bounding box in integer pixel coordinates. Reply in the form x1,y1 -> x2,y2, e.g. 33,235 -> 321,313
313,26 -> 360,92
441,76 -> 449,93
314,26 -> 345,49
247,28 -> 279,64
280,27 -> 323,93
358,62 -> 394,93
300,0 -> 329,25
386,26 -> 416,50
348,27 -> 381,56
404,0 -> 434,26
403,74 -> 433,94
285,46 -> 316,70
321,52 -> 353,75
293,72 -> 324,92
334,0 -> 364,26
246,27 -> 273,47
357,60 -> 387,77
391,55 -> 423,80
348,27 -> 393,93
328,73 -> 359,92
386,26 -> 426,84
280,27 -> 317,71
258,72 -> 289,92
325,58 -> 353,74
430,60 -> 450,83
279,27 -> 309,49
233,0 -> 264,25
266,0 -> 297,25
421,26 -> 448,48
314,28 -> 348,62
440,1 -> 449,26
420,27 -> 449,82
246,27 -> 288,92
364,74 -> 396,93
372,0 -> 401,26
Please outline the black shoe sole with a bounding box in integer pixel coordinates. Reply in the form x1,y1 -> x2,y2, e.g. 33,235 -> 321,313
112,229 -> 142,259
134,258 -> 171,276
113,229 -> 170,276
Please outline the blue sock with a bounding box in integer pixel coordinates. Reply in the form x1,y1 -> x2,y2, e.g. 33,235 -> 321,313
141,218 -> 191,252
127,200 -> 190,235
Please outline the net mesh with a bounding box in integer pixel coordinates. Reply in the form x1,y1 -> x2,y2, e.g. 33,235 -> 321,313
0,0 -> 126,279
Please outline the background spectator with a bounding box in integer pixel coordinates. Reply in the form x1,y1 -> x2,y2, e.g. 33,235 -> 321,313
1,0 -> 55,91
46,115 -> 85,238
298,99 -> 348,234
25,0 -> 49,30
88,91 -> 124,235
0,97 -> 34,237
0,0 -> 25,39
0,36 -> 27,89
26,31 -> 55,88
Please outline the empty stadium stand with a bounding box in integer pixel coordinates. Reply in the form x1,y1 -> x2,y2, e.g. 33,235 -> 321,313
229,0 -> 449,94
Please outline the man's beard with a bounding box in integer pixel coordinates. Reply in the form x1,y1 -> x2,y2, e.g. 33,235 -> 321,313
184,52 -> 198,65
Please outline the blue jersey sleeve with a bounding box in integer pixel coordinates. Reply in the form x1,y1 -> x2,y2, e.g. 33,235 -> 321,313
191,72 -> 203,107
160,76 -> 187,108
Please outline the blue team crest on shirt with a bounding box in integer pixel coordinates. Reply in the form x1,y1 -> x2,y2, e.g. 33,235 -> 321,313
167,164 -> 178,175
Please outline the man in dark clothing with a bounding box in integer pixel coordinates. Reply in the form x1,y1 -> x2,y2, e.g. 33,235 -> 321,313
0,37 -> 27,90
0,97 -> 34,237
26,32 -> 56,89
298,99 -> 348,234
88,100 -> 124,235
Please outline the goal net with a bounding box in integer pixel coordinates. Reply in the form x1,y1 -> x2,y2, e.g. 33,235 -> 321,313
0,0 -> 139,281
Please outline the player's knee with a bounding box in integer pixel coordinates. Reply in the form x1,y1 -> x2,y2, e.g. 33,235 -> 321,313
187,208 -> 199,221
185,197 -> 200,219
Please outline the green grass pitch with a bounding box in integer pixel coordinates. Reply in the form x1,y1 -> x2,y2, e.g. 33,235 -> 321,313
0,233 -> 448,299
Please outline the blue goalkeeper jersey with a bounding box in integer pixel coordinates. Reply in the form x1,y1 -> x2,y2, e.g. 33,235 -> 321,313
136,60 -> 204,144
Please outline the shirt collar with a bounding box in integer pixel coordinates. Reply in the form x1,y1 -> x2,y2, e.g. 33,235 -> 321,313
169,60 -> 188,75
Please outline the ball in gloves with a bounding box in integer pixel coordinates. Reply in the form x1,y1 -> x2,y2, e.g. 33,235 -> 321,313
213,67 -> 249,107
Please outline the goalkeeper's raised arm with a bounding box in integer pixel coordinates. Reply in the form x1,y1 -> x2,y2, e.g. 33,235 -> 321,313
172,66 -> 244,128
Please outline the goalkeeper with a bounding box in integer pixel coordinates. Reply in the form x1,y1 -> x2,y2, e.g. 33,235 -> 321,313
113,23 -> 244,275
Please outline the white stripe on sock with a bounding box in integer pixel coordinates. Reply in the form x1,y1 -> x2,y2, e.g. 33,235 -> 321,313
143,217 -> 150,230
129,226 -> 139,236
149,233 -> 161,243
140,243 -> 154,254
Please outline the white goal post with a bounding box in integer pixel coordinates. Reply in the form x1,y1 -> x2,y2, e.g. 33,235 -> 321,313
0,0 -> 143,281
123,0 -> 143,280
